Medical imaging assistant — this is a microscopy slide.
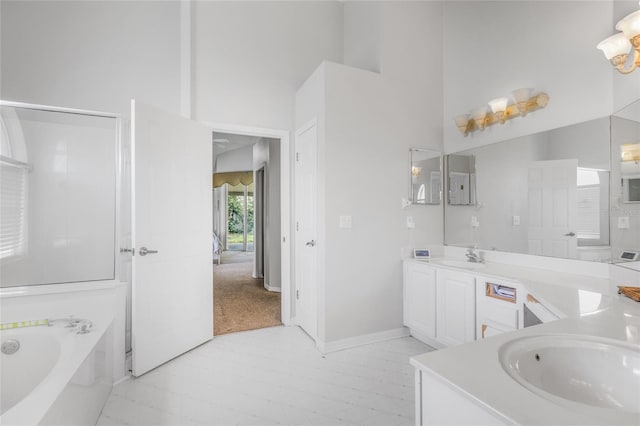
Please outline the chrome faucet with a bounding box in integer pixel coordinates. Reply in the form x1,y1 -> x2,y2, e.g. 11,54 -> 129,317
466,247 -> 484,263
49,317 -> 94,334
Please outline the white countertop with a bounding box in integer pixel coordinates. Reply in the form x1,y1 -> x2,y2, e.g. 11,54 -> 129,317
408,257 -> 640,425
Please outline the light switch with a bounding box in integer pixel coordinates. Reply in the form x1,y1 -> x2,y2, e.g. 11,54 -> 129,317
471,216 -> 480,228
513,215 -> 521,226
618,216 -> 630,229
406,216 -> 416,229
339,215 -> 352,229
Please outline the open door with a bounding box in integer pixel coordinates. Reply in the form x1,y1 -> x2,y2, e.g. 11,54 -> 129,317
527,159 -> 578,259
131,100 -> 213,376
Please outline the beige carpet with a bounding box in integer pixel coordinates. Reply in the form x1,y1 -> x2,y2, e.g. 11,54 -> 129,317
213,256 -> 281,335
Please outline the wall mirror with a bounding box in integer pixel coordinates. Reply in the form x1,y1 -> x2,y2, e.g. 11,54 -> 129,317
447,154 -> 476,205
444,98 -> 640,264
611,98 -> 640,263
444,115 -> 616,263
410,148 -> 441,205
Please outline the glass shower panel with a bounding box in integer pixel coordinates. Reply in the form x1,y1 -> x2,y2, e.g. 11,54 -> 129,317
0,105 -> 117,287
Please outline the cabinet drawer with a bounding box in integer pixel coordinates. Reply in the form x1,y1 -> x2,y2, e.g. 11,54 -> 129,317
480,322 -> 514,338
478,301 -> 519,329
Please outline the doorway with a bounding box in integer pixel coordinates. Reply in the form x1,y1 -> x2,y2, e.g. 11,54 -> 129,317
211,130 -> 285,335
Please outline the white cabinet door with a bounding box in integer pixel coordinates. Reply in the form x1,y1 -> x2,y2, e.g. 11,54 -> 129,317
436,269 -> 476,346
403,262 -> 437,340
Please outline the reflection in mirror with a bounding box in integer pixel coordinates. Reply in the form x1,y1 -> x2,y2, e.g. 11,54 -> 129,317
445,116 -> 615,262
447,154 -> 476,205
410,148 -> 441,205
611,99 -> 640,264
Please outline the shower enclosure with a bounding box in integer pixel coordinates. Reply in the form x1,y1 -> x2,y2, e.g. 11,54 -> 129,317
0,101 -> 121,288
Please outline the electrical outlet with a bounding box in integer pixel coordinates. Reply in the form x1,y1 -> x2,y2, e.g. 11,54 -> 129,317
513,215 -> 520,226
339,215 -> 352,229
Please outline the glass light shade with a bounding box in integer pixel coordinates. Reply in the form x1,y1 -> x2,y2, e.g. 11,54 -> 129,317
512,88 -> 533,104
454,114 -> 470,127
597,33 -> 632,59
616,10 -> 640,39
471,108 -> 487,121
488,97 -> 509,113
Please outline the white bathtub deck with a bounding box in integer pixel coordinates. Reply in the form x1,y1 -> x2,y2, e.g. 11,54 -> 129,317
97,326 -> 433,426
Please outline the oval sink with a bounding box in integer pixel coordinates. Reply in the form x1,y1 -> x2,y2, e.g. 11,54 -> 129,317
433,259 -> 486,270
499,334 -> 640,413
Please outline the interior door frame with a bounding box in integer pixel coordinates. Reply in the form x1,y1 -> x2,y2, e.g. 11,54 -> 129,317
204,122 -> 292,326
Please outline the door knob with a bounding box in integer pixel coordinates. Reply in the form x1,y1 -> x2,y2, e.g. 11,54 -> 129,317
564,232 -> 576,237
305,240 -> 316,247
139,247 -> 158,256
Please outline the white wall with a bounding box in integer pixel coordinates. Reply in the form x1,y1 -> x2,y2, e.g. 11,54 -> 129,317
0,1 -> 182,117
214,145 -> 253,173
443,1 -> 614,154
296,1 -> 444,346
192,1 -> 344,131
343,2 -> 381,73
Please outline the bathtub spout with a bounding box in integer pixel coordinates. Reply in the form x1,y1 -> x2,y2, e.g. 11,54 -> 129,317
48,317 -> 94,334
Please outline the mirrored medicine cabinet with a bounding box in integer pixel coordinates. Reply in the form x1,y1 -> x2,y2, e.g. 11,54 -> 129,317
409,148 -> 442,205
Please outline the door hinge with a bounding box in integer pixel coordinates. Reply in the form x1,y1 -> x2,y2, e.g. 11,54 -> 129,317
296,221 -> 300,231
296,152 -> 300,162
296,290 -> 300,300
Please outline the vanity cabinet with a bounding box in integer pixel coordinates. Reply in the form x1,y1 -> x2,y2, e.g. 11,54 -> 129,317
436,269 -> 476,346
403,262 -> 437,343
476,277 -> 523,339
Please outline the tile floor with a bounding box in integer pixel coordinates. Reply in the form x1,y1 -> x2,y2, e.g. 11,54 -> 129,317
98,326 -> 433,426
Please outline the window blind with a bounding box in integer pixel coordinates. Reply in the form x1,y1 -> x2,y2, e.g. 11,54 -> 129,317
0,163 -> 27,259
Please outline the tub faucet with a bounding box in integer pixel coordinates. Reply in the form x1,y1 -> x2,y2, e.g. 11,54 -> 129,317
49,317 -> 94,334
466,247 -> 484,263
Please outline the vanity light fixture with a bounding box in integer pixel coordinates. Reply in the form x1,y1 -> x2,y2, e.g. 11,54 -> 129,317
455,89 -> 550,137
488,97 -> 509,124
597,3 -> 640,74
411,166 -> 422,177
621,143 -> 640,164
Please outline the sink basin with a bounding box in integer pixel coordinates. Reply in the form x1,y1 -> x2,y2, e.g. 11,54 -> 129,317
433,259 -> 486,270
499,334 -> 640,413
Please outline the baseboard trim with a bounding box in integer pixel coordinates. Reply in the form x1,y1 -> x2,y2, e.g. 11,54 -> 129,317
264,282 -> 281,292
408,328 -> 444,350
317,327 -> 410,354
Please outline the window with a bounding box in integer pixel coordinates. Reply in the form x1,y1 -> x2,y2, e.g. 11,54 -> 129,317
0,115 -> 28,260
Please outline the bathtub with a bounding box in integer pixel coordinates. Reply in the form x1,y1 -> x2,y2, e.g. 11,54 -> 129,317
0,318 -> 113,426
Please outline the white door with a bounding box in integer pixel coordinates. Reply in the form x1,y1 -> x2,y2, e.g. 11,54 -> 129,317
527,159 -> 578,259
294,120 -> 318,340
131,100 -> 213,376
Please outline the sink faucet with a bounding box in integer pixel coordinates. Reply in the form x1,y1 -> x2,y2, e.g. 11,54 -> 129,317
466,247 -> 484,263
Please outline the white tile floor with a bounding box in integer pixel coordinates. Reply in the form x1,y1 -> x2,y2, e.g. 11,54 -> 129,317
98,326 -> 433,426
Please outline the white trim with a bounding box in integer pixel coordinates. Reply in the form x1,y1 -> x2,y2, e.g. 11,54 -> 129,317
408,328 -> 445,350
316,327 -> 410,354
0,280 -> 126,298
264,282 -> 281,293
203,121 -> 292,326
0,100 -> 120,119
179,0 -> 192,119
